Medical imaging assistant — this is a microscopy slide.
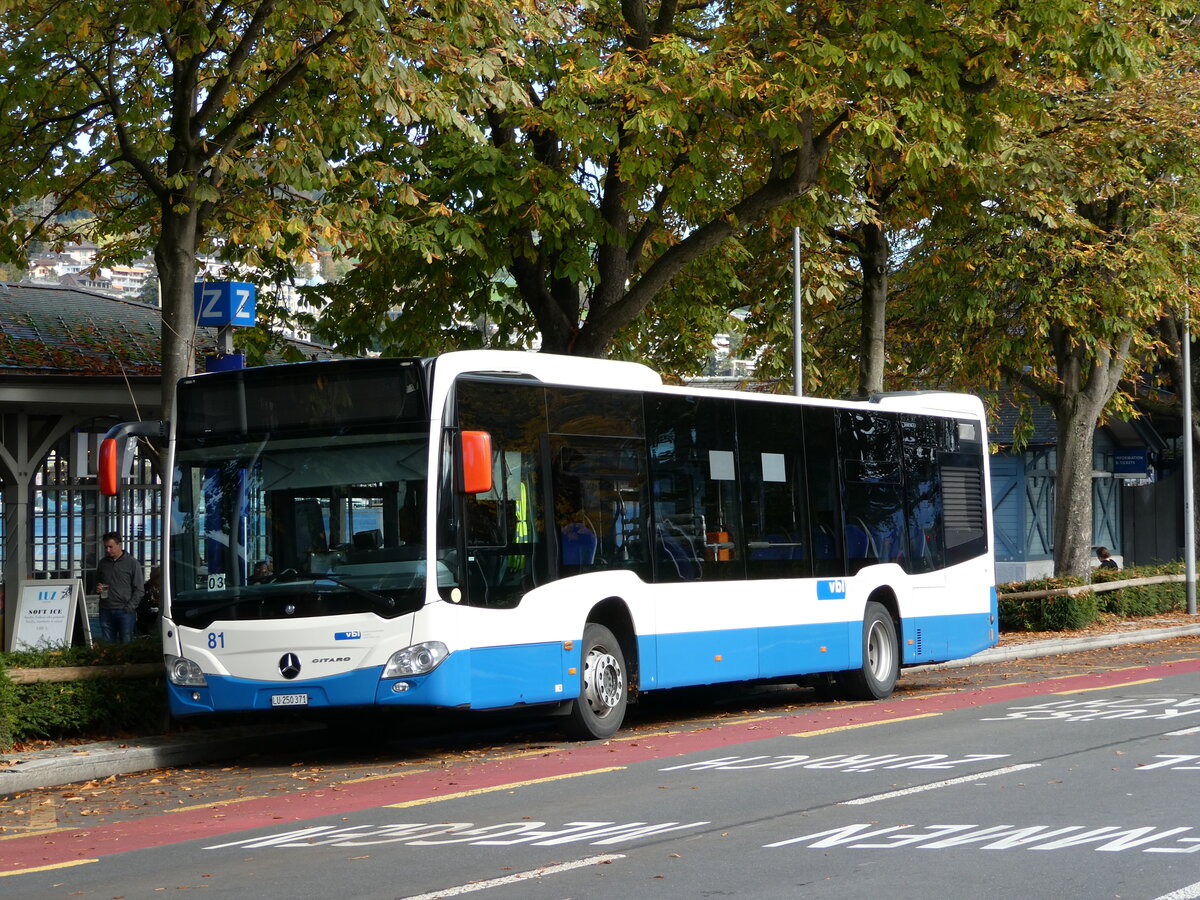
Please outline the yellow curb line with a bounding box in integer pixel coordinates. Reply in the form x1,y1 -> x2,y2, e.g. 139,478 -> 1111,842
791,712 -> 942,737
386,766 -> 626,808
0,858 -> 98,877
1055,677 -> 1162,695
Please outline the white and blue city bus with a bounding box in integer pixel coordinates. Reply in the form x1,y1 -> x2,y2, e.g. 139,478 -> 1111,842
106,350 -> 996,739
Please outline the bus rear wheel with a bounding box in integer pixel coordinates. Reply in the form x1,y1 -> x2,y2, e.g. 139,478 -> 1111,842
564,623 -> 628,740
836,601 -> 899,700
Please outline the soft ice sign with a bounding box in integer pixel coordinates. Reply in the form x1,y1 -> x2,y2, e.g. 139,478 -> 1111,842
13,582 -> 76,650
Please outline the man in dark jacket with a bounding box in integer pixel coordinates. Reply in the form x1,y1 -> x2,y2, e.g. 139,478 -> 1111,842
95,531 -> 144,643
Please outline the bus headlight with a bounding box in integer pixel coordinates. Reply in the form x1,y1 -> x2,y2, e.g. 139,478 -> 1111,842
165,654 -> 208,687
383,641 -> 448,678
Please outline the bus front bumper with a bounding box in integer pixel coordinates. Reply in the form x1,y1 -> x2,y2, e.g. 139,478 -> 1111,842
166,654 -> 477,716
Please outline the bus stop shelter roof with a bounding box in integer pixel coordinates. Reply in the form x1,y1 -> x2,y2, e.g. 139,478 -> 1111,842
0,283 -> 163,378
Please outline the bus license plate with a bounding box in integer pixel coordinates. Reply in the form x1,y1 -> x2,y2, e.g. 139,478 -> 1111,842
271,693 -> 308,707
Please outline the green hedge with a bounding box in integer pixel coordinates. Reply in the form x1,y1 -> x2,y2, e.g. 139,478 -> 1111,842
999,562 -> 1187,633
7,675 -> 165,745
0,658 -> 16,749
1,639 -> 161,670
0,638 -> 166,750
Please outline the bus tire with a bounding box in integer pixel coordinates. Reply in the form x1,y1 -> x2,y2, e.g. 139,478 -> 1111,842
564,623 -> 628,740
836,601 -> 899,700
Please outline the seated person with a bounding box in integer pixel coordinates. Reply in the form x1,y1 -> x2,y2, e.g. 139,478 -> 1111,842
248,560 -> 274,583
561,520 -> 597,565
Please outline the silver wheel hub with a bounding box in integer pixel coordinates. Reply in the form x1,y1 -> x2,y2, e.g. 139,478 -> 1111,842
866,619 -> 894,678
583,647 -> 623,714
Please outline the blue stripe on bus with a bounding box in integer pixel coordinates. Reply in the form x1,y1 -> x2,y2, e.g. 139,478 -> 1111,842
460,641 -> 576,708
167,664 -> 388,716
168,607 -> 997,716
644,621 -> 855,689
168,641 -> 577,716
900,609 -> 996,664
642,610 -> 995,689
757,620 -> 856,679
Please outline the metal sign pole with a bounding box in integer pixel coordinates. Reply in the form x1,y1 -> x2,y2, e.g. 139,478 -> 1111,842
793,227 -> 803,398
1184,289 -> 1196,615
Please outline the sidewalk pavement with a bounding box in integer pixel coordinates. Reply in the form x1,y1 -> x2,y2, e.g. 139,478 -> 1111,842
933,621 -> 1200,668
4,621 -> 1200,796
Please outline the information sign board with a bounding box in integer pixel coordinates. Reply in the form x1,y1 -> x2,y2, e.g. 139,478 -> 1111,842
10,580 -> 91,650
1114,448 -> 1149,479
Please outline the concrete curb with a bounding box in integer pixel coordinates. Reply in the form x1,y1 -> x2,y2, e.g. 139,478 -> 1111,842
0,724 -> 325,796
3,624 -> 1200,794
928,623 -> 1200,669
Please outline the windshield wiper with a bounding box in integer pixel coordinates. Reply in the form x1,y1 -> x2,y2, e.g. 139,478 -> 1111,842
177,593 -> 258,620
270,568 -> 397,611
178,570 -> 397,619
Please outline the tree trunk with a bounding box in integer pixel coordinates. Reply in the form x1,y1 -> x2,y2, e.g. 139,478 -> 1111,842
1050,396 -> 1101,577
1043,327 -> 1133,577
155,208 -> 202,425
857,220 -> 890,397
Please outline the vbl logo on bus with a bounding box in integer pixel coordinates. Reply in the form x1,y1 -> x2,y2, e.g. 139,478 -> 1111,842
817,579 -> 847,600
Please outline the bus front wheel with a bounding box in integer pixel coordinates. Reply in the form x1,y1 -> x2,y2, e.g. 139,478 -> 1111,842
564,623 -> 628,740
836,601 -> 899,700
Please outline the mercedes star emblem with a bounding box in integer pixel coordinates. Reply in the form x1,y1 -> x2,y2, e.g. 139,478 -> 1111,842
279,653 -> 302,679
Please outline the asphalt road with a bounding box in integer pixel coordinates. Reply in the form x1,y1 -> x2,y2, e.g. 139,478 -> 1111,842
2,635 -> 1200,898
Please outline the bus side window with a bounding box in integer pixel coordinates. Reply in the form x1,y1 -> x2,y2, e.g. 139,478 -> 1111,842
899,414 -> 953,573
454,377 -> 552,606
803,407 -> 844,578
550,436 -> 649,578
464,452 -> 508,548
646,394 -> 742,582
941,456 -> 987,566
737,403 -> 811,580
837,410 -> 904,574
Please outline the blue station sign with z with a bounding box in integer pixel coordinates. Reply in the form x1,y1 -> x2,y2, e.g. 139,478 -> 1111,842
193,281 -> 257,328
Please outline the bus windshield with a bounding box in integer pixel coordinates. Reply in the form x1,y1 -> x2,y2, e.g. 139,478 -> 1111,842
169,430 -> 440,628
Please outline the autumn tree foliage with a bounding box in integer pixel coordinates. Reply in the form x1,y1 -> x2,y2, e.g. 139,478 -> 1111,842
728,2 -> 1191,401
0,0 -> 540,419
904,16 -> 1200,576
311,0 -> 1132,360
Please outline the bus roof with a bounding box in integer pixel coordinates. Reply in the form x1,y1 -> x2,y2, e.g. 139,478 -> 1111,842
433,349 -> 664,391
436,351 -> 984,420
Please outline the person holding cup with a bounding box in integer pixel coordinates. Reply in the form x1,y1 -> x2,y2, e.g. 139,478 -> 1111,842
95,531 -> 145,643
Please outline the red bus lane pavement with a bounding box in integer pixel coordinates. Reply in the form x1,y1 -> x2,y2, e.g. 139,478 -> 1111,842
4,655 -> 1200,879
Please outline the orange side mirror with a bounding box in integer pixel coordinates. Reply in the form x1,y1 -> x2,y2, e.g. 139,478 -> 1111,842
99,437 -> 120,496
459,431 -> 493,494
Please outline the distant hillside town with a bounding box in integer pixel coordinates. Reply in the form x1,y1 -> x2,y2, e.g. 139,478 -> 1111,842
17,241 -> 318,343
